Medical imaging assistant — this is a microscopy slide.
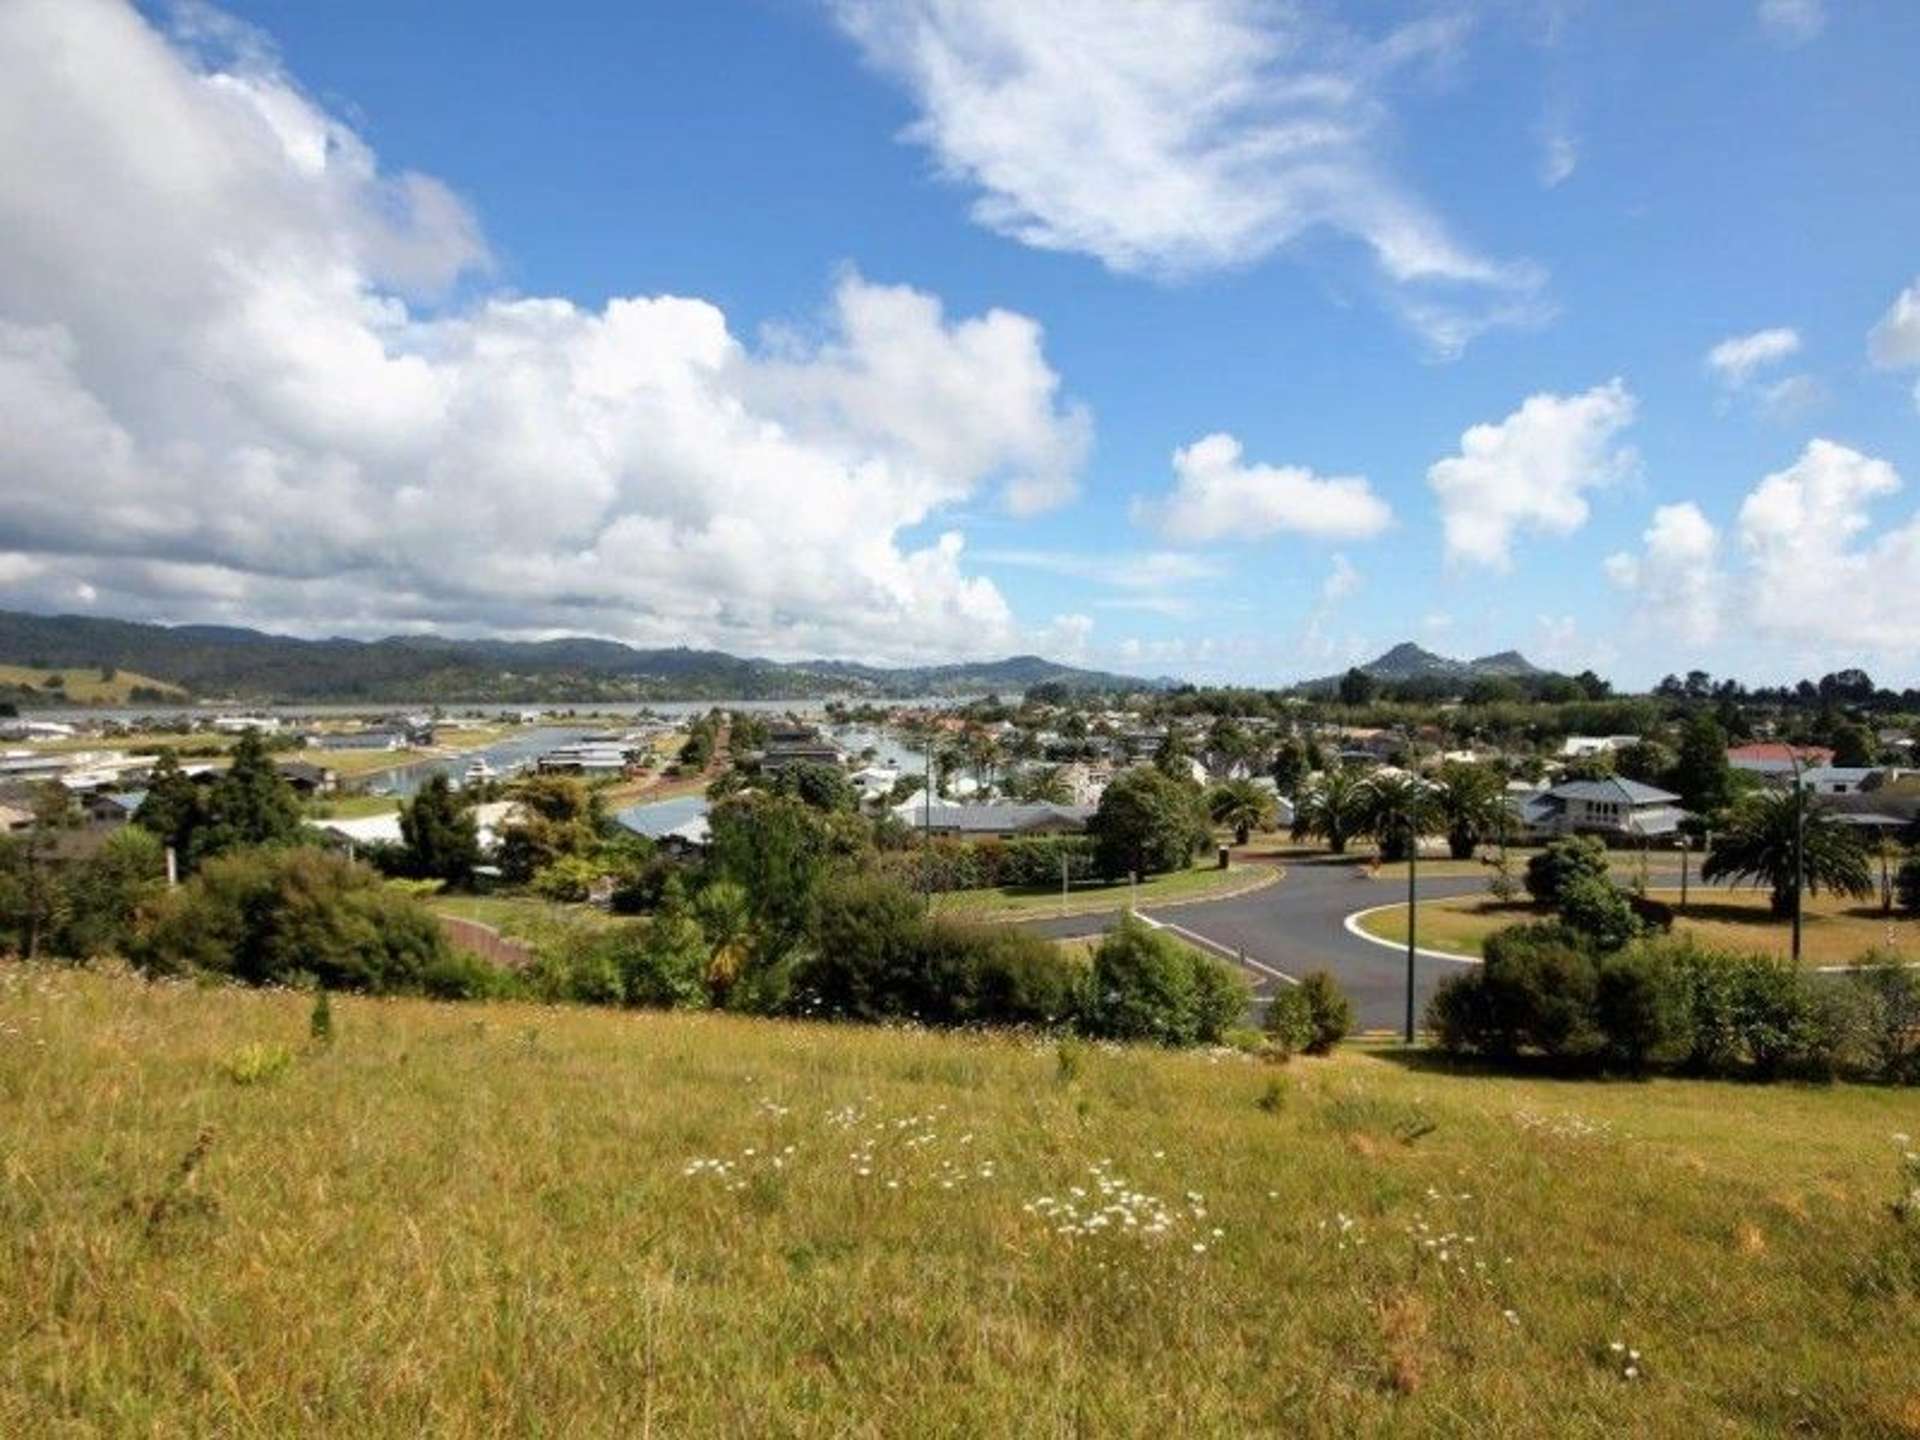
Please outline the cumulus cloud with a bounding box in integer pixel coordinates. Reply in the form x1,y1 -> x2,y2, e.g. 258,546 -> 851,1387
1706,327 -> 1800,385
1141,434 -> 1391,544
1427,380 -> 1637,569
1758,0 -> 1826,45
1869,279 -> 1920,411
1604,502 -> 1722,645
0,0 -> 1093,662
1607,440 -> 1920,668
829,0 -> 1543,352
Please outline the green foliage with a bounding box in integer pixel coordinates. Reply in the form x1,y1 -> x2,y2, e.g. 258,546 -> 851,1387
53,824 -> 167,959
1290,766 -> 1372,856
1554,873 -> 1640,950
131,847 -> 451,994
530,854 -> 601,903
1702,791 -> 1874,916
1295,970 -> 1353,1055
617,908 -> 710,1010
309,986 -> 334,1045
186,731 -> 306,868
1593,947 -> 1689,1073
876,835 -> 1096,894
1088,766 -> 1209,879
495,776 -> 603,884
1081,916 -> 1248,1046
1524,835 -> 1610,906
1432,762 -> 1506,860
1895,854 -> 1920,915
1851,957 -> 1920,1083
397,775 -> 481,887
1206,778 -> 1275,844
1363,772 -> 1439,863
419,948 -> 515,1002
1667,711 -> 1734,817
521,923 -> 625,1007
1262,986 -> 1313,1057
218,1041 -> 294,1086
771,761 -> 857,813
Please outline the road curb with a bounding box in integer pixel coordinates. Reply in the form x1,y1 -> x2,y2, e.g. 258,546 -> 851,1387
1342,902 -> 1484,966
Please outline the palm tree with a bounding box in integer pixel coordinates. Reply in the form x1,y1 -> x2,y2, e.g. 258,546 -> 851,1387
1363,772 -> 1441,863
1291,767 -> 1372,856
1702,790 -> 1873,917
1431,762 -> 1507,860
1208,778 -> 1277,845
1020,765 -> 1074,805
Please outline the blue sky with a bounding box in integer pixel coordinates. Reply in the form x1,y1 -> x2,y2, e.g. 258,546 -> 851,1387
1,1 -> 1917,686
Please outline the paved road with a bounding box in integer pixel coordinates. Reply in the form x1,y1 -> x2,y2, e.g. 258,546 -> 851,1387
1023,856 -> 1690,1033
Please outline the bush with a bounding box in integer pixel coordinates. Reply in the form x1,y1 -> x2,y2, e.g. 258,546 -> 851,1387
1897,855 -> 1920,916
531,854 -> 601,903
795,872 -> 934,1022
960,928 -> 1085,1028
1556,873 -> 1640,950
1852,956 -> 1920,1083
615,910 -> 710,1010
1088,767 -> 1209,880
131,847 -> 450,993
219,1041 -> 294,1086
1525,835 -> 1610,907
1081,916 -> 1248,1045
1480,923 -> 1601,1059
1594,945 -> 1690,1073
420,948 -> 514,1002
1263,986 -> 1313,1057
1295,970 -> 1353,1055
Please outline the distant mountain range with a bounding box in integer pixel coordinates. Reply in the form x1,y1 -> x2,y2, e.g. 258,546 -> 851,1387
0,610 -> 1163,704
1297,642 -> 1552,694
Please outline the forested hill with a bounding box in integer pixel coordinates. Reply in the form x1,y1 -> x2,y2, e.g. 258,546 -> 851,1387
0,609 -> 1162,704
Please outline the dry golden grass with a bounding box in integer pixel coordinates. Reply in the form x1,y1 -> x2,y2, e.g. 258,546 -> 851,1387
0,664 -> 186,704
1,962 -> 1916,1436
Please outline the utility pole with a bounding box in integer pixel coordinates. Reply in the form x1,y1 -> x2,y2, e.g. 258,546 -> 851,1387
1789,749 -> 1804,966
1404,811 -> 1418,1045
922,720 -> 933,915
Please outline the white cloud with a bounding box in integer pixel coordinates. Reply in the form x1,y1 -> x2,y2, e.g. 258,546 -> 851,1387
975,548 -> 1219,590
1706,327 -> 1800,385
1758,0 -> 1826,46
1537,123 -> 1578,188
1142,434 -> 1391,544
1319,553 -> 1361,605
0,0 -> 1094,663
1736,439 -> 1917,654
1604,502 -> 1721,645
830,0 -> 1543,352
1607,440 -> 1920,668
1427,380 -> 1637,569
1869,279 -> 1920,411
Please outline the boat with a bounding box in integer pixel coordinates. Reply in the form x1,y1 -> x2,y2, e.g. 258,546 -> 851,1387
463,758 -> 498,785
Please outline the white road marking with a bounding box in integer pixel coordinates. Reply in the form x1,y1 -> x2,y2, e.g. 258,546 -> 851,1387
1341,903 -> 1484,965
1135,909 -> 1299,987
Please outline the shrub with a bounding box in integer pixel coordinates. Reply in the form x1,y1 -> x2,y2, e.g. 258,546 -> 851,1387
961,928 -> 1085,1028
309,986 -> 333,1044
522,923 -> 625,1006
1525,835 -> 1610,907
1897,855 -> 1920,916
1082,917 -> 1201,1045
1295,970 -> 1353,1055
1263,985 -> 1314,1057
1189,951 -> 1253,1045
1555,874 -> 1640,951
1426,970 -> 1499,1056
794,872 -> 933,1022
131,847 -> 450,994
616,910 -> 710,1010
1725,953 -> 1821,1079
219,1041 -> 293,1086
1594,945 -> 1690,1073
420,948 -> 514,1001
1088,767 -> 1210,879
1480,923 -> 1601,1060
1851,956 -> 1920,1083
531,854 -> 601,903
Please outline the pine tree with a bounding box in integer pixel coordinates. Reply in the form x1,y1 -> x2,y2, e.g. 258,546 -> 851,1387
398,775 -> 482,886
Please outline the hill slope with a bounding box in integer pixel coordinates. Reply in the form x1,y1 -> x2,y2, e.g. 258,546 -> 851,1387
1299,641 -> 1553,694
2,964 -> 1912,1435
0,609 -> 1159,703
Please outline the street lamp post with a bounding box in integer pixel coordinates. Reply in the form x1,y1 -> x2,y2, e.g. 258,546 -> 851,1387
1404,812 -> 1418,1045
1788,748 -> 1805,966
1678,833 -> 1690,911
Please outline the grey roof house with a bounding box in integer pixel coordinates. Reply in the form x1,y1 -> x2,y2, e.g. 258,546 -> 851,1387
1512,776 -> 1689,839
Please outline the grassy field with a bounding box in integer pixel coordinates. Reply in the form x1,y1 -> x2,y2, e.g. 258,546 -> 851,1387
1357,889 -> 1919,966
2,963 -> 1915,1436
0,664 -> 187,705
307,793 -> 402,820
931,858 -> 1278,922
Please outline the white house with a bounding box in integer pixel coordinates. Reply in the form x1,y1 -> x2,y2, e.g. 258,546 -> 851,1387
1558,735 -> 1639,759
1513,776 -> 1688,839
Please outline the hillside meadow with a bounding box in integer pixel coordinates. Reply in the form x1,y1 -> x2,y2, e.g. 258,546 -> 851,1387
3,963 -> 1918,1437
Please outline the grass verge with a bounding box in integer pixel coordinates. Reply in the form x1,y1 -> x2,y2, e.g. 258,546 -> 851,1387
1,963 -> 1915,1435
931,859 -> 1279,923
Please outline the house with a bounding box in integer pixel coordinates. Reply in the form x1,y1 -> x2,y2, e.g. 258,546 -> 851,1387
758,725 -> 845,772
1794,766 -> 1879,796
312,728 -> 408,753
83,791 -> 146,826
211,714 -> 281,734
535,742 -> 630,775
1727,742 -> 1835,778
892,797 -> 1094,838
1513,776 -> 1689,840
1559,735 -> 1639,759
275,760 -> 338,795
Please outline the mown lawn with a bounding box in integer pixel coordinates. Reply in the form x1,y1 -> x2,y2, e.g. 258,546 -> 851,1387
424,891 -> 622,939
2,964 -> 1915,1436
931,857 -> 1278,922
1358,889 -> 1920,966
